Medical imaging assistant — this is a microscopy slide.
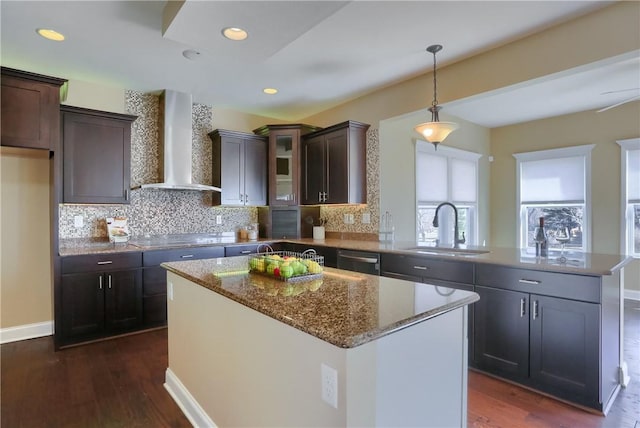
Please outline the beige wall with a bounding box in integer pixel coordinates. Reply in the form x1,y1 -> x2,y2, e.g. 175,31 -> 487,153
211,107 -> 286,134
0,148 -> 53,328
62,79 -> 126,112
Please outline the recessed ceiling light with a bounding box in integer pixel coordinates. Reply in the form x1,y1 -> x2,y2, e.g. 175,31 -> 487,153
36,28 -> 65,41
263,88 -> 278,95
222,27 -> 248,41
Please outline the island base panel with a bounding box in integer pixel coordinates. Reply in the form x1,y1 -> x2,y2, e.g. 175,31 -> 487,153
166,272 -> 469,427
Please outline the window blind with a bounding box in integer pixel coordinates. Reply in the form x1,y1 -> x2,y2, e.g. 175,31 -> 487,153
416,151 -> 447,202
520,155 -> 585,203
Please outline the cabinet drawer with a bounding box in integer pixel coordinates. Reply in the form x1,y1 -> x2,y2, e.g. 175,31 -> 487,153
62,252 -> 142,274
225,244 -> 261,257
475,263 -> 601,303
143,246 -> 225,267
380,253 -> 474,284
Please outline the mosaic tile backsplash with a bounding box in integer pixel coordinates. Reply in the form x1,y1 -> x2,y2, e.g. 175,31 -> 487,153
59,91 -> 380,240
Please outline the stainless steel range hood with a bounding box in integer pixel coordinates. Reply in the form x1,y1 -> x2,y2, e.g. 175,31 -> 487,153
140,90 -> 221,192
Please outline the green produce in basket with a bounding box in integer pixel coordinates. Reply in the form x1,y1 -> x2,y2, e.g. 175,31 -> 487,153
266,263 -> 277,276
250,257 -> 266,272
280,264 -> 293,279
291,260 -> 307,275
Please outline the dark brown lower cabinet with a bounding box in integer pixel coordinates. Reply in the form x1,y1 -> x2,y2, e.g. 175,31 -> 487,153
473,285 -> 529,379
529,294 -> 600,406
472,264 -> 604,410
142,246 -> 225,327
61,268 -> 142,345
59,252 -> 143,348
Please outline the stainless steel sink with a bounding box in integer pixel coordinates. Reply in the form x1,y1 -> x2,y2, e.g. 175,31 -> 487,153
403,246 -> 490,257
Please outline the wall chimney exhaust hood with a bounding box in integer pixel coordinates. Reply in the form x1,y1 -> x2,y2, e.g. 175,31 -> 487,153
140,90 -> 221,192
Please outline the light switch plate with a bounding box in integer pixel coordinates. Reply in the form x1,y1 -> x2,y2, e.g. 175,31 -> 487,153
216,215 -> 222,225
362,212 -> 371,224
74,215 -> 84,228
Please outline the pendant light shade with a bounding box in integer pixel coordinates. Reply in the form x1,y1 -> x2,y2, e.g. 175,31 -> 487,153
414,44 -> 459,149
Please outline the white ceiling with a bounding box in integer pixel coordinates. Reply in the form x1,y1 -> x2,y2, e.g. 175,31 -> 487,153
1,1 -> 638,126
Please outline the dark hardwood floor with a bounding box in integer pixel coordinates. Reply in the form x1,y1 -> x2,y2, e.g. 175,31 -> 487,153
1,329 -> 190,428
2,300 -> 639,427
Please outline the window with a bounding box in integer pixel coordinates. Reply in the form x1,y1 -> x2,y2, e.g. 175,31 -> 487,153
415,141 -> 481,246
514,144 -> 595,254
618,138 -> 640,257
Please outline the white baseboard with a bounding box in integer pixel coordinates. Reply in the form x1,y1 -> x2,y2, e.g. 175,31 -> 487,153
624,289 -> 640,301
0,321 -> 53,344
164,368 -> 217,428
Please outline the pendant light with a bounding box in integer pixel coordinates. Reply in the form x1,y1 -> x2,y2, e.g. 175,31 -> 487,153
414,44 -> 459,149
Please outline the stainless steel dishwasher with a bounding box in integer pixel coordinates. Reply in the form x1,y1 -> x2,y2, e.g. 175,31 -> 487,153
336,249 -> 380,275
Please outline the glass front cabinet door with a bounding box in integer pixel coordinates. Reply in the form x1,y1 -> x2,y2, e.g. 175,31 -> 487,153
254,124 -> 321,206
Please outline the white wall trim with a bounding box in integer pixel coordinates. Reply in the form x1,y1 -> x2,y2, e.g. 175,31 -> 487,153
164,368 -> 217,428
0,321 -> 53,344
625,289 -> 640,301
616,138 -> 640,257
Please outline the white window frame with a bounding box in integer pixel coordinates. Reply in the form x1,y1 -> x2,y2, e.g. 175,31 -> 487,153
617,138 -> 640,258
514,144 -> 595,253
415,141 -> 481,245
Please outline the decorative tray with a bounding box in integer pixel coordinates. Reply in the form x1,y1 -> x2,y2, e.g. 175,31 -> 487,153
248,250 -> 324,282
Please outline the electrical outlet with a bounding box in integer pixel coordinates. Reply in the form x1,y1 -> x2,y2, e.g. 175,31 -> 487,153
362,212 -> 371,224
321,363 -> 338,408
216,215 -> 222,225
73,215 -> 84,228
343,214 -> 355,224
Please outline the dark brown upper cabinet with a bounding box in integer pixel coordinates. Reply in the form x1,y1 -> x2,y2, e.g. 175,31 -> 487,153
1,67 -> 66,150
300,120 -> 369,205
61,105 -> 136,204
253,124 -> 321,206
209,129 -> 268,206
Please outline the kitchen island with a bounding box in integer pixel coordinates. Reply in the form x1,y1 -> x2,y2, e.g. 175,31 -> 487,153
162,256 -> 479,427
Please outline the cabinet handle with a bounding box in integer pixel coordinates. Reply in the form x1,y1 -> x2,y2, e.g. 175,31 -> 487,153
292,193 -> 296,202
323,192 -> 328,202
240,193 -> 243,201
518,278 -> 541,285
107,275 -> 112,289
126,189 -> 129,201
240,250 -> 252,254
340,255 -> 378,264
98,276 -> 103,290
97,260 -> 113,265
520,298 -> 526,317
532,300 -> 539,320
180,254 -> 194,259
413,265 -> 429,271
318,191 -> 323,203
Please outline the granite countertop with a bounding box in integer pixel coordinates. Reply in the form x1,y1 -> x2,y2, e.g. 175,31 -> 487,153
162,256 -> 479,349
288,238 -> 633,276
58,235 -> 277,257
59,234 -> 632,276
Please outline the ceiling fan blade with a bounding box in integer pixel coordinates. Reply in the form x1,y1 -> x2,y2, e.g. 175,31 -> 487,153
597,95 -> 640,113
601,88 -> 640,95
